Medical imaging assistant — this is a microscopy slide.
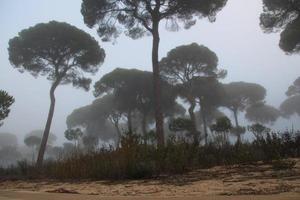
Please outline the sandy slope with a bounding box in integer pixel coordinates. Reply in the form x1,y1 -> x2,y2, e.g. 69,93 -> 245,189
0,159 -> 299,199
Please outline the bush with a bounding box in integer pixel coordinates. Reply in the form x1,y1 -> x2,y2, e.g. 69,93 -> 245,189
0,130 -> 299,180
272,160 -> 296,171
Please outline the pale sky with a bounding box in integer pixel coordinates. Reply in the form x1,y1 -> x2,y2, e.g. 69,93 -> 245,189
1,0 -> 300,145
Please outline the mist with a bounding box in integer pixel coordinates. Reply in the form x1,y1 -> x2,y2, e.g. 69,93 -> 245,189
0,0 -> 300,166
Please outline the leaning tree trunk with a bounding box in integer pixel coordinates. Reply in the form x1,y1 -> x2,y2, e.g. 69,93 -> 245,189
36,82 -> 59,168
188,99 -> 198,146
152,20 -> 164,146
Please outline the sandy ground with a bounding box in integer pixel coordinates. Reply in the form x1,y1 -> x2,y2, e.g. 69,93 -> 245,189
0,159 -> 300,199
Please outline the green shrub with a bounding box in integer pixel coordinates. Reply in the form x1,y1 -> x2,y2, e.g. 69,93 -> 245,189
272,160 -> 296,171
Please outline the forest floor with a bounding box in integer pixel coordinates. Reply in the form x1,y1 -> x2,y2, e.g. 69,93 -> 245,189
0,159 -> 300,200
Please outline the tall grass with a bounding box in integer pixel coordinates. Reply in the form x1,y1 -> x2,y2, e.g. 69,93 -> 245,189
0,131 -> 299,180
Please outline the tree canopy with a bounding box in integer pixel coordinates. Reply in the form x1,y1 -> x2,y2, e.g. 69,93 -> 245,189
8,21 -> 105,90
281,95 -> 300,117
260,0 -> 300,54
24,135 -> 41,148
66,95 -> 119,142
280,77 -> 300,117
160,43 -> 226,85
81,0 -> 228,42
286,77 -> 300,96
222,82 -> 266,126
25,130 -> 57,146
0,90 -> 15,126
94,68 -> 177,119
245,102 -> 280,124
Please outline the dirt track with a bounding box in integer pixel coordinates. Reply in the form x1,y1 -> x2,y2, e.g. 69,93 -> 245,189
0,191 -> 299,200
0,160 -> 300,199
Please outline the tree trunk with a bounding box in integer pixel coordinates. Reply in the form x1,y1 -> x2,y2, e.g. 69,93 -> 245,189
114,123 -> 121,148
109,116 -> 121,148
233,109 -> 241,143
36,82 -> 58,168
152,20 -> 164,146
127,111 -> 133,133
200,101 -> 208,145
142,113 -> 147,137
188,99 -> 198,145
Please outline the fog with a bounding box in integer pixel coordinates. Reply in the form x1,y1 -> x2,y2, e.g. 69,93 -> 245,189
1,0 -> 300,149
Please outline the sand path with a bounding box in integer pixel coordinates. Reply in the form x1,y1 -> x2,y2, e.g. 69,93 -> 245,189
0,191 -> 299,200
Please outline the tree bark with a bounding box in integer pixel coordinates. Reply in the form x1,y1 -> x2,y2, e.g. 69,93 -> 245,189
127,111 -> 133,133
36,81 -> 59,168
114,122 -> 121,148
233,109 -> 241,143
188,99 -> 198,145
109,115 -> 121,148
141,113 -> 147,137
200,101 -> 208,145
152,19 -> 164,146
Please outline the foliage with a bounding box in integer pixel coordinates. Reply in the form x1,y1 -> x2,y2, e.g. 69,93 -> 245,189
281,77 -> 300,117
24,136 -> 41,148
169,118 -> 195,133
0,90 -> 15,126
1,130 -> 299,180
260,0 -> 300,54
160,43 -> 226,85
222,82 -> 266,130
64,128 -> 83,143
81,0 -> 228,42
245,102 -> 280,124
223,82 -> 266,113
8,21 -> 105,89
286,77 -> 300,97
248,123 -> 271,140
281,95 -> 300,117
25,130 -> 57,146
210,117 -> 232,133
272,159 -> 296,171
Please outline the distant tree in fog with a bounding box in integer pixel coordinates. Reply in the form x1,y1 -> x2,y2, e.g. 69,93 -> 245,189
24,135 -> 41,162
24,135 -> 41,148
190,76 -> 225,144
246,102 -> 280,124
0,132 -> 18,148
8,21 -> 105,167
94,68 -> 177,135
0,90 -> 14,127
66,96 -> 120,145
281,77 -> 300,117
248,123 -> 271,141
64,128 -> 83,148
222,82 -> 266,143
26,130 -> 57,146
210,116 -> 232,146
0,132 -> 19,167
286,77 -> 300,97
260,0 -> 300,54
160,43 -> 226,145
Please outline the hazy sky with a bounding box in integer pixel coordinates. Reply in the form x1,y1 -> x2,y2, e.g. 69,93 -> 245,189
1,0 -> 300,145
